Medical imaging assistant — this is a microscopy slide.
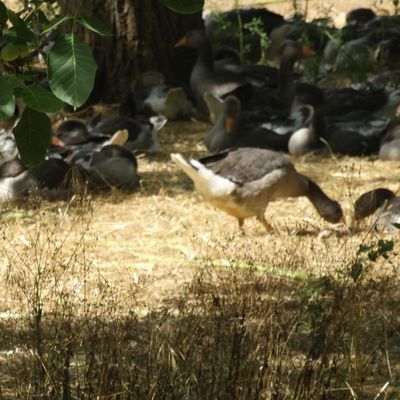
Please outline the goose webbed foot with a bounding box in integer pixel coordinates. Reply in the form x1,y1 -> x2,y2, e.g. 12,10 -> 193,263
257,214 -> 274,232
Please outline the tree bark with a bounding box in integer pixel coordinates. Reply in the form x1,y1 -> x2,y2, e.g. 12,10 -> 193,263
59,0 -> 203,103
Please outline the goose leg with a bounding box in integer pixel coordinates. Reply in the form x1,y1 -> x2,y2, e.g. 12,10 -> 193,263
257,214 -> 273,231
237,218 -> 245,233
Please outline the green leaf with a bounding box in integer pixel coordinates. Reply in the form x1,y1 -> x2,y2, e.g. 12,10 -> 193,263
7,10 -> 37,44
7,76 -> 23,88
76,16 -> 112,36
0,72 -> 16,124
42,14 -> 73,35
12,107 -> 51,166
0,1 -> 8,30
1,43 -> 30,61
20,85 -> 63,113
0,73 -> 14,105
0,95 -> 15,120
48,33 -> 97,108
159,0 -> 204,14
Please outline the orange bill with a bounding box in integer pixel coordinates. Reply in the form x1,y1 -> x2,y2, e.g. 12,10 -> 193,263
302,45 -> 315,57
51,135 -> 65,147
174,36 -> 187,48
225,117 -> 235,133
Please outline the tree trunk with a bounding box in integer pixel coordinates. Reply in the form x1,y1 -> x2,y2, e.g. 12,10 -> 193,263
59,0 -> 203,103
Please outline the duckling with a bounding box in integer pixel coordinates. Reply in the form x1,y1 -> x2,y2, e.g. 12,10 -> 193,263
353,188 -> 400,233
171,148 -> 343,232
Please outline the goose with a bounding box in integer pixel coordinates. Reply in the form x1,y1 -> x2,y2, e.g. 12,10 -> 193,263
0,129 -> 18,164
86,144 -> 140,193
288,108 -> 388,156
291,83 -> 400,120
228,40 -> 315,113
353,188 -> 400,233
205,7 -> 284,62
175,30 -> 313,114
379,125 -> 400,160
171,148 -> 344,232
346,8 -> 376,26
0,158 -> 71,202
64,129 -> 129,167
89,115 -> 167,153
0,158 -> 26,178
205,96 -> 313,153
130,71 -> 196,120
287,106 -> 328,155
56,119 -> 109,146
174,30 -> 247,104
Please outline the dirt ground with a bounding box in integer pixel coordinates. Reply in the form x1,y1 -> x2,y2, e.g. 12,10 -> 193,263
1,119 -> 398,315
0,0 -> 399,314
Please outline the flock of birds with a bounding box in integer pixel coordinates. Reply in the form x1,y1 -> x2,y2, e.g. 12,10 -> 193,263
0,5 -> 399,233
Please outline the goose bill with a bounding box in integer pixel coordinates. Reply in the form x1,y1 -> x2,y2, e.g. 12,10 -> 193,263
225,117 -> 235,133
174,36 -> 187,48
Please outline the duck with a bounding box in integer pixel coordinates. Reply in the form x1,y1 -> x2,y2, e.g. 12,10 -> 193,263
353,188 -> 400,233
171,148 -> 344,232
205,96 -> 310,153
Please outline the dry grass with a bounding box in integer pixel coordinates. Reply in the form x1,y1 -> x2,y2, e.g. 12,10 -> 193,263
0,120 -> 399,399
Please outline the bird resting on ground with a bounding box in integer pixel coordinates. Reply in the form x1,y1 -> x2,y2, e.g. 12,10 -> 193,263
353,188 -> 400,233
171,148 -> 343,231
